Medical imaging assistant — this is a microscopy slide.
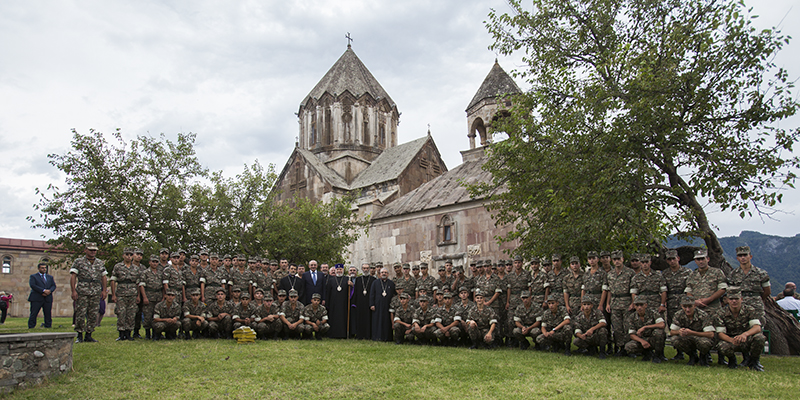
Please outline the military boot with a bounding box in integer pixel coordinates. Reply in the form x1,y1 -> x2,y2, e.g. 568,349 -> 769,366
132,329 -> 142,339
686,351 -> 699,366
671,350 -> 685,360
144,329 -> 151,340
84,332 -> 98,342
727,355 -> 738,369
519,338 -> 530,350
698,352 -> 710,367
116,330 -> 126,341
642,349 -> 653,362
598,347 -> 606,360
748,355 -> 764,372
75,332 -> 84,343
126,330 -> 134,341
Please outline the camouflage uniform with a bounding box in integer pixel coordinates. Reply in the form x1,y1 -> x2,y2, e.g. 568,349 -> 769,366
728,266 -> 770,321
70,256 -> 107,334
182,300 -> 208,336
228,268 -> 253,295
529,269 -> 549,307
252,302 -> 282,339
562,271 -> 584,316
110,262 -> 140,332
453,299 -> 475,338
623,308 -> 665,355
434,276 -> 454,294
581,269 -> 606,300
684,268 -> 728,314
547,269 -> 569,306
434,304 -> 461,341
669,308 -> 715,355
153,299 -> 182,337
713,303 -> 766,360
251,270 -> 273,297
572,308 -> 608,350
397,276 -> 417,294
416,276 -> 436,295
138,267 -> 164,330
604,267 -> 635,347
300,304 -> 330,336
232,302 -> 257,330
507,269 -> 531,310
512,302 -> 542,343
535,305 -> 572,348
466,306 -> 498,343
393,305 -> 415,343
201,266 -> 228,302
182,267 -> 203,300
662,266 -> 691,324
161,265 -> 184,305
412,306 -> 438,342
206,300 -> 234,338
278,301 -> 304,338
630,271 -> 667,314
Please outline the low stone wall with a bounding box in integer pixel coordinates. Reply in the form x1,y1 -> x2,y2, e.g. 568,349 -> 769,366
0,332 -> 76,394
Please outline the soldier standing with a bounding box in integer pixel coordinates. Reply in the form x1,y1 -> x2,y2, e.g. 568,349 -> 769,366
684,249 -> 728,314
139,255 -> 164,340
562,256 -> 584,316
201,253 -> 228,304
669,296 -> 715,366
416,263 -> 436,298
70,242 -> 107,343
548,255 -> 569,306
582,251 -> 608,353
110,248 -> 139,341
162,253 -> 184,306
728,246 -> 770,323
662,249 -> 692,360
183,255 -> 203,304
131,247 -> 145,339
603,250 -> 635,356
529,257 -> 549,310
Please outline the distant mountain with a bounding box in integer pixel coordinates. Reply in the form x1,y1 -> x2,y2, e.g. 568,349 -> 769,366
665,231 -> 800,291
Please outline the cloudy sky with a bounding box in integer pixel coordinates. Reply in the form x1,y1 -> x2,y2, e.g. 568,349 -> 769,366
1,0 -> 798,241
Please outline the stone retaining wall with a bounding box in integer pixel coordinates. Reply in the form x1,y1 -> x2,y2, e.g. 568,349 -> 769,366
0,332 -> 76,394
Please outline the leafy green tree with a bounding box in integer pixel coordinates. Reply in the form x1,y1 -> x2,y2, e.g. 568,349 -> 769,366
475,0 -> 799,267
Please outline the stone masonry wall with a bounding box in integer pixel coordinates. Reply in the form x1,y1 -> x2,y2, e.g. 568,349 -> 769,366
0,332 -> 76,394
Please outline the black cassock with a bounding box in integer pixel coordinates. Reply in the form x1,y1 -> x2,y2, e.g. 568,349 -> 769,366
369,278 -> 396,341
324,274 -> 350,338
352,275 -> 376,339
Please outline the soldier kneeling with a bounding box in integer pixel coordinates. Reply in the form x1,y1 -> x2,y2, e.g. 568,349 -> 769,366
624,298 -> 666,363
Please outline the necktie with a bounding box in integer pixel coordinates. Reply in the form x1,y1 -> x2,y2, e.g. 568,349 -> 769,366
312,271 -> 317,285
41,274 -> 46,283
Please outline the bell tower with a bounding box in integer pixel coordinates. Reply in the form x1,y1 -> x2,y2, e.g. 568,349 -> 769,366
465,60 -> 521,149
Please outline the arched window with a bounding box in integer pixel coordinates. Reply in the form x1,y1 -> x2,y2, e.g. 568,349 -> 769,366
2,256 -> 11,274
438,215 -> 457,246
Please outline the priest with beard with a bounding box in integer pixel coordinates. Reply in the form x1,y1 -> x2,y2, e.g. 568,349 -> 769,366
370,266 -> 396,341
352,263 -> 376,339
324,264 -> 351,338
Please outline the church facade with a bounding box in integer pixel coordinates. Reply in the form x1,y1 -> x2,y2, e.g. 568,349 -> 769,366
273,47 -> 522,268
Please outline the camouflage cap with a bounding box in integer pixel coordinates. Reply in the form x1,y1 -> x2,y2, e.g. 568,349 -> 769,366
277,290 -> 287,296
134,248 -> 143,254
374,261 -> 383,267
189,289 -> 201,295
546,294 -> 559,303
520,290 -> 531,298
458,286 -> 469,293
551,254 -> 561,262
223,254 -> 232,260
581,295 -> 597,305
475,260 -> 484,267
611,250 -> 623,259
178,249 -> 187,254
165,290 -> 177,296
232,287 -> 241,292
288,289 -> 298,297
469,260 -> 477,266
412,264 -> 420,270
454,265 -> 464,272
513,255 -> 524,262
418,295 -> 430,302
240,293 -> 250,299
159,247 -> 169,254
399,292 -> 410,299
149,255 -> 159,261
402,263 -> 411,269
665,249 -> 678,258
505,259 -> 513,265
530,256 -> 540,263
254,288 -> 264,295
633,297 -> 647,305
569,256 -> 580,263
190,254 -> 200,260
599,250 -> 610,257
542,260 -> 552,266
630,253 -> 640,261
693,249 -> 708,259
639,254 -> 651,262
443,292 -> 453,299
416,286 -> 427,292
210,253 -> 219,259
497,259 -> 505,265
437,265 -> 446,272
270,259 -> 278,265
680,296 -> 695,306
312,293 -> 321,300
200,249 -> 209,255
123,247 -> 133,254
726,287 -> 742,299
587,251 -> 599,259
170,252 -> 180,258
736,246 -> 751,256
419,262 -> 429,269
85,242 -> 99,251
473,289 -> 485,297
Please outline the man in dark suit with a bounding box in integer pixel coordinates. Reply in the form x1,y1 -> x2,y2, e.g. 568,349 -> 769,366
29,262 -> 57,328
302,260 -> 325,305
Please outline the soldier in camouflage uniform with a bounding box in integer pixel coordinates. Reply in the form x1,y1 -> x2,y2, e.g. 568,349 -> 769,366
232,292 -> 256,330
182,289 -> 208,339
153,290 -> 182,340
684,249 -> 728,314
624,297 -> 666,363
582,251 -> 608,352
548,255 -> 569,306
131,247 -> 146,339
453,286 -> 475,345
139,255 -> 164,339
206,289 -> 234,339
434,292 -> 461,346
512,291 -> 542,350
182,255 -> 203,303
603,250 -> 635,355
450,265 -> 468,294
162,253 -> 185,306
251,262 -> 273,301
630,253 -> 667,363
300,293 -> 329,340
506,256 -> 531,337
562,256 -> 584,316
536,294 -> 572,355
253,291 -> 282,340
466,290 -> 498,349
228,255 -> 253,298
662,249 -> 692,360
70,242 -> 107,343
728,246 -> 770,323
395,263 -> 414,295
278,289 -> 304,340
669,296 -> 715,366
412,295 -> 438,344
110,248 -> 141,341
416,263 -> 436,298
529,258 -> 549,309
714,287 -> 766,371
201,253 -> 228,303
435,266 -> 453,296
392,293 -> 415,344
572,295 -> 607,358
464,261 -> 477,300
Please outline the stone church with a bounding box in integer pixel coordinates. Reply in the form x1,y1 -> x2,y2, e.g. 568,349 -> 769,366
274,45 -> 522,267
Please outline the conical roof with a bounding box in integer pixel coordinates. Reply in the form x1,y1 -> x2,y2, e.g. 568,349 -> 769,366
303,45 -> 395,105
466,61 -> 522,111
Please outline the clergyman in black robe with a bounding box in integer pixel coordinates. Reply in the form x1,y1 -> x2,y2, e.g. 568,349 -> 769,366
352,264 -> 375,339
370,267 -> 396,341
324,264 -> 350,338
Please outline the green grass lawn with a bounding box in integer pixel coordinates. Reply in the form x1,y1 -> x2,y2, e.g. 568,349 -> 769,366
2,317 -> 799,399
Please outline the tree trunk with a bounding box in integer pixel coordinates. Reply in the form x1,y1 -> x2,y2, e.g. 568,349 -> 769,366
764,297 -> 800,355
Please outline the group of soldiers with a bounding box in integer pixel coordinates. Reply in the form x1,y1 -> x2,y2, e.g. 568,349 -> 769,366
69,242 -> 770,371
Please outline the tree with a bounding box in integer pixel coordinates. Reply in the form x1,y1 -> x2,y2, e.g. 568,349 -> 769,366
474,0 -> 799,267
29,129 -> 208,262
